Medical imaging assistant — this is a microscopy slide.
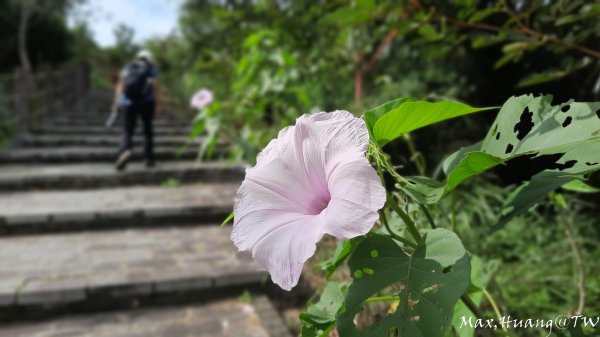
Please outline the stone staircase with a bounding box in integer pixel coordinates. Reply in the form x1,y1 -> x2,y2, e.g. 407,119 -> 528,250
0,90 -> 292,337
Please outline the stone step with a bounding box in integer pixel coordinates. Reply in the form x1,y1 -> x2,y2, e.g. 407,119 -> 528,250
0,182 -> 237,234
0,146 -> 219,164
48,117 -> 190,128
33,125 -> 192,136
19,134 -> 202,147
0,296 -> 290,337
0,161 -> 244,191
0,226 -> 269,321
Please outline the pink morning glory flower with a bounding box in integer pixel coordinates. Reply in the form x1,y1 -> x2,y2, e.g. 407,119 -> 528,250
190,89 -> 214,110
231,111 -> 386,290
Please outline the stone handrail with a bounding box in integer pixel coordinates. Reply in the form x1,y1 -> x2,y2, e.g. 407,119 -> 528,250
0,63 -> 90,138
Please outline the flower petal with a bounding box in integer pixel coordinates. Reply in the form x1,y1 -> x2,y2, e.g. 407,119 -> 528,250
323,154 -> 386,238
231,110 -> 385,291
300,110 -> 370,159
250,213 -> 325,290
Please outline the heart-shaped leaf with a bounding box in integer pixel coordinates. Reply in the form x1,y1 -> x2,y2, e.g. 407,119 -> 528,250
337,229 -> 471,337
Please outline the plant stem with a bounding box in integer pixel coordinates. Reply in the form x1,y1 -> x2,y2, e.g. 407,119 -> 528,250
450,194 -> 456,232
403,133 -> 426,176
373,146 -> 418,248
419,204 -> 437,229
379,209 -> 417,248
461,294 -> 483,318
561,209 -> 586,315
387,194 -> 422,242
483,289 -> 507,332
365,295 -> 400,303
440,13 -> 600,59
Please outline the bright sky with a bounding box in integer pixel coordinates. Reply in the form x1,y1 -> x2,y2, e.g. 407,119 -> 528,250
68,0 -> 183,47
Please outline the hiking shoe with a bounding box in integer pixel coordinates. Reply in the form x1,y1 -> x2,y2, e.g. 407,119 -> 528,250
115,150 -> 132,171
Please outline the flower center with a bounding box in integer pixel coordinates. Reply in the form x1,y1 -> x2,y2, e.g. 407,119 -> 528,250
306,190 -> 331,215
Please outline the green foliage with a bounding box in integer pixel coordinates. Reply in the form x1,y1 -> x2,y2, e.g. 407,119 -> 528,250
0,0 -> 86,72
337,230 -> 471,337
300,282 -> 346,337
300,93 -> 600,336
161,177 -> 181,188
451,255 -> 499,337
103,24 -> 139,67
445,95 -> 600,228
316,238 -> 364,278
369,100 -> 492,146
368,95 -> 600,219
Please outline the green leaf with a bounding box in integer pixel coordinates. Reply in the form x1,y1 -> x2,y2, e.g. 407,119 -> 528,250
445,151 -> 504,192
468,8 -> 499,22
363,97 -> 416,134
561,179 -> 600,193
555,4 -> 600,26
400,176 -> 445,204
495,141 -> 600,230
408,96 -> 600,205
373,100 -> 492,146
337,229 -> 471,337
323,8 -> 372,26
516,69 -> 570,88
442,95 -> 600,228
444,95 -> 600,184
418,24 -> 440,41
302,282 -> 345,324
479,95 -> 600,159
220,211 -> 234,227
316,237 -> 364,277
300,282 -> 346,337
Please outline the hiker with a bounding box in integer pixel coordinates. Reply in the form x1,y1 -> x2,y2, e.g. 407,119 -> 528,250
111,50 -> 160,170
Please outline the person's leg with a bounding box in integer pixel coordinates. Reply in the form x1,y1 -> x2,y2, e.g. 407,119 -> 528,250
141,102 -> 155,166
116,105 -> 137,170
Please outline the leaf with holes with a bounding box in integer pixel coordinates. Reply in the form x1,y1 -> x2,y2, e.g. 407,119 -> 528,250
337,229 -> 471,337
442,95 -> 600,228
485,96 -> 599,156
495,140 -> 600,230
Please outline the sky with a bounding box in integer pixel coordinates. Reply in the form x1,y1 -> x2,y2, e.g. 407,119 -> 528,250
68,0 -> 184,47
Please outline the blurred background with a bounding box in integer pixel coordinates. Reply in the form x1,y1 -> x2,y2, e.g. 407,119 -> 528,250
0,1 -> 598,337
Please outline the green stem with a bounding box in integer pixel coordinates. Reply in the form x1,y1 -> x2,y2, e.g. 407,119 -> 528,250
460,295 -> 482,318
483,289 -> 507,332
379,209 -> 417,248
387,194 -> 422,242
419,204 -> 436,229
373,146 -> 418,248
403,133 -> 426,175
450,193 -> 456,232
365,295 -> 400,303
461,295 -> 500,337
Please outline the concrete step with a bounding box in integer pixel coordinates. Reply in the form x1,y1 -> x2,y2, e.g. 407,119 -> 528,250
0,146 -> 219,164
48,117 -> 190,128
0,226 -> 269,321
0,296 -> 290,337
19,134 -> 202,147
0,182 -> 237,234
0,161 -> 244,191
33,125 -> 192,136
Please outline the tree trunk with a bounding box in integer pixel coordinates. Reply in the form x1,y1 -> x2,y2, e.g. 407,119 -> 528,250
18,0 -> 33,76
17,0 -> 34,133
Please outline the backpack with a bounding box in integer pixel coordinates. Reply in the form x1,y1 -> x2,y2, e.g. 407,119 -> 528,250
122,62 -> 151,101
